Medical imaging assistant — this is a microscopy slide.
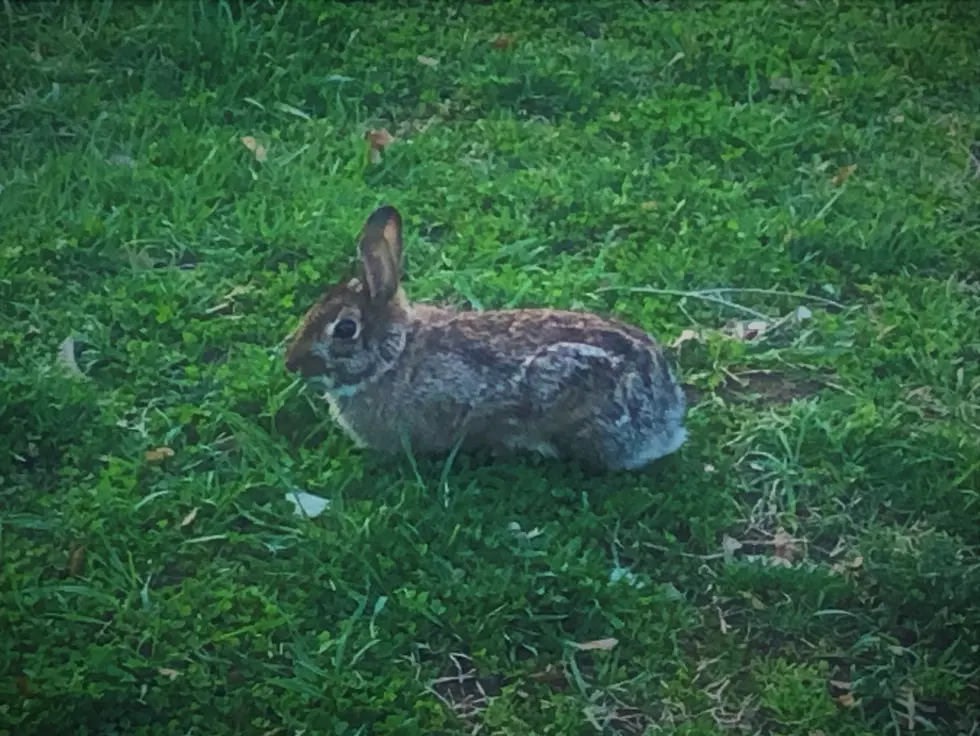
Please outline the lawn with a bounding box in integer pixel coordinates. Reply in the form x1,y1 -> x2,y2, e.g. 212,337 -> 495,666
2,1 -> 979,733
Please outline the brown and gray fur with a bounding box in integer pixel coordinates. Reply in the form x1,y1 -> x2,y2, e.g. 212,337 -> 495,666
284,206 -> 687,470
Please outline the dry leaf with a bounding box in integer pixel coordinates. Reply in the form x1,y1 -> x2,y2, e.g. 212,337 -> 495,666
57,337 -> 85,377
832,164 -> 857,187
773,527 -> 797,564
240,135 -> 267,163
717,606 -> 730,634
67,545 -> 86,577
529,664 -> 568,687
573,638 -> 618,651
793,305 -> 813,322
828,537 -> 847,558
365,128 -> 395,165
608,111 -> 622,122
15,675 -> 34,696
640,200 -> 659,210
30,46 -> 42,63
222,284 -> 253,300
728,320 -> 770,341
722,535 -> 742,562
206,284 -> 254,315
492,33 -> 517,50
609,565 -> 642,588
835,692 -> 856,708
671,329 -> 701,348
286,490 -> 330,519
180,507 -> 199,528
144,447 -> 175,463
158,668 -> 181,680
831,555 -> 864,575
107,153 -> 136,168
416,55 -> 439,67
899,687 -> 916,729
741,320 -> 770,340
508,521 -> 544,540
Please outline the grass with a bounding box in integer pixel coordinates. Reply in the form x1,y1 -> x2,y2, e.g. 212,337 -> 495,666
1,0 -> 979,733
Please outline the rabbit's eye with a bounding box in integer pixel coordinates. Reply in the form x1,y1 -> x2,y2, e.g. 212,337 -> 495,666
332,318 -> 358,340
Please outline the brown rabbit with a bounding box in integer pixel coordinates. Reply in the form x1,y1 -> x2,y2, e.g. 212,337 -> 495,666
285,206 -> 687,470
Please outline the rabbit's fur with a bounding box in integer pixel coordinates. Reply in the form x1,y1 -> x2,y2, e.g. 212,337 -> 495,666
285,206 -> 687,470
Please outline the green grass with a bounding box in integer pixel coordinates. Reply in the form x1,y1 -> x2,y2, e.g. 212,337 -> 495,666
2,1 -> 979,733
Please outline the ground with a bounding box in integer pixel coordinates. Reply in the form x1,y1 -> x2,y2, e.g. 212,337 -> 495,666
1,1 -> 979,734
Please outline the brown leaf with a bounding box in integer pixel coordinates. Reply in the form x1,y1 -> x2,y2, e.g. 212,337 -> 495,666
832,554 -> 864,575
572,637 -> 618,651
640,200 -> 658,210
240,135 -> 267,163
835,692 -> 856,708
492,33 -> 517,50
180,507 -> 199,528
158,668 -> 181,680
144,446 -> 175,463
773,527 -> 797,563
416,55 -> 439,68
67,545 -> 86,577
16,675 -> 34,696
365,128 -> 396,165
530,664 -> 569,688
730,320 -> 771,341
832,164 -> 857,187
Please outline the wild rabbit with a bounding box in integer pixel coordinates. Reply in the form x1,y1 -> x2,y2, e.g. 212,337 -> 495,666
285,206 -> 687,470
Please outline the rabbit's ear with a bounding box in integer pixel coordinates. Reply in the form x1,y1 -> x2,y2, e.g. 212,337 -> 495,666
358,206 -> 403,303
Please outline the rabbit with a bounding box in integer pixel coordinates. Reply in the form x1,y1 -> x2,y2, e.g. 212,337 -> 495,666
284,205 -> 687,470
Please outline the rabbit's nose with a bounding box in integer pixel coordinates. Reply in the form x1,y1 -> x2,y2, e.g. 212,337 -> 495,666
285,348 -> 307,374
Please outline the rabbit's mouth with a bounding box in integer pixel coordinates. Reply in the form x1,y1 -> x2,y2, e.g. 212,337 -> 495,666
307,374 -> 359,398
